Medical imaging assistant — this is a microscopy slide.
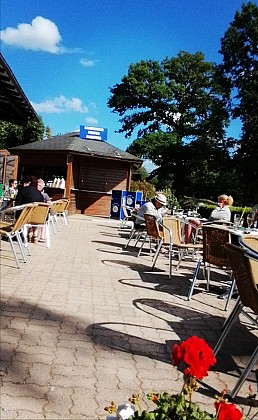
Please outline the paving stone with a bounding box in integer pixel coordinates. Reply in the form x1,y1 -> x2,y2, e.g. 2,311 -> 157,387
0,215 -> 257,419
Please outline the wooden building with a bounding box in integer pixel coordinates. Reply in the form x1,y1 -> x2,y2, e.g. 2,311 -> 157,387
0,52 -> 39,186
10,132 -> 142,217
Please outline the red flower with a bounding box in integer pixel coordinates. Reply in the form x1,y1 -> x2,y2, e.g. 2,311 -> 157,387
171,336 -> 216,379
214,401 -> 243,420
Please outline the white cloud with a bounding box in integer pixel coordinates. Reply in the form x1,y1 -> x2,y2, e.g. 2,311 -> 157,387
0,16 -> 63,53
31,95 -> 89,114
85,117 -> 98,125
80,58 -> 97,68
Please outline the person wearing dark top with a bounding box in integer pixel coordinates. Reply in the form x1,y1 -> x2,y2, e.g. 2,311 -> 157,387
15,176 -> 44,206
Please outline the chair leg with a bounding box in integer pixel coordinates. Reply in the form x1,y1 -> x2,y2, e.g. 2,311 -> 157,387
213,301 -> 242,356
8,236 -> 20,269
206,264 -> 211,292
175,250 -> 185,270
221,297 -> 241,331
230,345 -> 258,399
16,232 -> 27,263
224,278 -> 236,311
188,258 -> 202,300
137,233 -> 147,257
124,228 -> 136,249
45,223 -> 51,248
151,239 -> 163,269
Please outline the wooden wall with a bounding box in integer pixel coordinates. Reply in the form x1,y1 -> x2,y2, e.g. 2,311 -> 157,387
15,151 -> 133,217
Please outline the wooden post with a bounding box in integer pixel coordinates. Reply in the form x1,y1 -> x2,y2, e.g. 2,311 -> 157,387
65,159 -> 73,199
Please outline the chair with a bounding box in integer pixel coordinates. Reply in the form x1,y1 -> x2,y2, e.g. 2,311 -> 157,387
213,243 -> 258,398
0,203 -> 37,268
162,217 -> 203,270
56,198 -> 70,226
188,225 -> 234,310
124,215 -> 145,249
119,206 -> 134,230
25,202 -> 52,248
48,200 -> 62,234
239,235 -> 258,253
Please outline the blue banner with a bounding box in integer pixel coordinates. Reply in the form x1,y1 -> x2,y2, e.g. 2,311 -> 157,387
80,125 -> 108,141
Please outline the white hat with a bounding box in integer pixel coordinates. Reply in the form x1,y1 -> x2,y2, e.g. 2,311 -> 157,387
155,193 -> 167,206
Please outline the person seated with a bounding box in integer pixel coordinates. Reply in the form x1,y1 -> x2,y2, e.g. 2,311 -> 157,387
135,193 -> 167,228
15,176 -> 44,206
15,176 -> 45,243
185,194 -> 234,243
8,179 -> 18,199
36,179 -> 52,242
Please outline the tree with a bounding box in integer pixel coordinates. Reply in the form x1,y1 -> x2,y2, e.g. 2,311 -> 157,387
219,1 -> 258,203
45,126 -> 52,139
0,117 -> 45,149
108,51 -> 231,199
108,51 -> 229,142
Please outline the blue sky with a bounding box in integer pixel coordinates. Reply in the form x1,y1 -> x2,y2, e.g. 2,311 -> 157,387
1,0 -> 255,168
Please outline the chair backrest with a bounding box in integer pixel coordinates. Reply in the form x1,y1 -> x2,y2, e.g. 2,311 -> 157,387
144,214 -> 163,240
122,205 -> 129,219
12,204 -> 38,232
239,235 -> 258,253
27,202 -> 51,225
225,243 -> 258,314
162,217 -> 182,245
51,200 -> 62,215
57,199 -> 70,213
202,225 -> 231,267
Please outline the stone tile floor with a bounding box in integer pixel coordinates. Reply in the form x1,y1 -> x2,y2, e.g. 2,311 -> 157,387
0,215 -> 257,419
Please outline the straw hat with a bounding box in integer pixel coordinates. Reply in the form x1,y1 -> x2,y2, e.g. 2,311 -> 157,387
155,193 -> 167,206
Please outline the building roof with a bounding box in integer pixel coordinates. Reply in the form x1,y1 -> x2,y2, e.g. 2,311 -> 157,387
0,53 -> 39,125
10,131 -> 142,164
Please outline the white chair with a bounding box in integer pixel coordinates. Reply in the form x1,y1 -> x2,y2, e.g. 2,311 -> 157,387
0,204 -> 37,268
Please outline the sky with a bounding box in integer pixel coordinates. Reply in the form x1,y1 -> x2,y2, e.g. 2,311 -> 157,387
0,0 -> 256,169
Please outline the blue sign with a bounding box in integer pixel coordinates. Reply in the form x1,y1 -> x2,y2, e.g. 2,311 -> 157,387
80,125 -> 108,141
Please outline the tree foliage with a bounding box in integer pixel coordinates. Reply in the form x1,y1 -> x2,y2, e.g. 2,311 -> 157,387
108,51 -> 229,142
0,117 -> 45,149
109,51 -> 232,200
219,1 -> 258,203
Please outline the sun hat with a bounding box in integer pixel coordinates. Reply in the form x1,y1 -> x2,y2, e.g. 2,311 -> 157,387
155,193 -> 167,206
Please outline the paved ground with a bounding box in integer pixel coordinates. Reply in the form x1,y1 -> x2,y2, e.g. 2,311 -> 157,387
0,215 -> 257,419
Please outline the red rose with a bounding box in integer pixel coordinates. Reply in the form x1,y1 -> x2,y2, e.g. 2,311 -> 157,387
215,401 -> 243,420
171,336 -> 216,379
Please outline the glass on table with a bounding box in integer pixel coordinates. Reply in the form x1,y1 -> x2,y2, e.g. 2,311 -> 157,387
233,213 -> 241,230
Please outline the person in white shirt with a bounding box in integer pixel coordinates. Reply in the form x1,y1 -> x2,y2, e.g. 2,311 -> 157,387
135,193 -> 167,227
185,194 -> 234,243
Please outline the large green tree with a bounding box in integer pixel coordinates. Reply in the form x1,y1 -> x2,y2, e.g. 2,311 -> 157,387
219,1 -> 258,204
109,51 -> 231,198
108,51 -> 229,141
0,117 -> 45,149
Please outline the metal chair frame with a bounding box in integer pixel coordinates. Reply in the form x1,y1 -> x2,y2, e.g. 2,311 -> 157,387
188,225 -> 235,311
0,204 -> 37,268
213,243 -> 258,398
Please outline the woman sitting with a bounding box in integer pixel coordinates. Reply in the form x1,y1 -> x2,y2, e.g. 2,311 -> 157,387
185,194 -> 234,243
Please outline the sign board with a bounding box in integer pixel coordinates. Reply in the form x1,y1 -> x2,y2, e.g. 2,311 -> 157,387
80,125 -> 108,141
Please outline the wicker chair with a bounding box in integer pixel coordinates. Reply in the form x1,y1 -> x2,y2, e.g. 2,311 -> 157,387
239,235 -> 258,253
188,225 -> 234,310
119,206 -> 134,230
25,202 -> 52,248
0,203 -> 37,268
162,217 -> 203,270
213,243 -> 258,398
137,214 -> 164,257
56,198 -> 70,226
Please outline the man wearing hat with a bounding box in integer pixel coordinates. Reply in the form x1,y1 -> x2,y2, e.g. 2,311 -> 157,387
135,193 -> 167,227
